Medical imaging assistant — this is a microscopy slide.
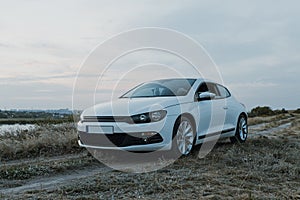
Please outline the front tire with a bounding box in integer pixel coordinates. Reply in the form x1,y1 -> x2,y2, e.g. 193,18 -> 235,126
230,115 -> 248,143
172,116 -> 195,156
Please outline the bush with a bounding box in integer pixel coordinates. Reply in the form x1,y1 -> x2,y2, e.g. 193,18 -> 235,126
293,108 -> 300,114
249,106 -> 289,117
249,106 -> 274,117
273,108 -> 288,115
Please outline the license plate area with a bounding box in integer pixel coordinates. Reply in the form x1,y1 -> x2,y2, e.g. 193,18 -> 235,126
86,126 -> 114,134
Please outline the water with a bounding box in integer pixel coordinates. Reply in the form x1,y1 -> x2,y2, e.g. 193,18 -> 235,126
0,124 -> 36,135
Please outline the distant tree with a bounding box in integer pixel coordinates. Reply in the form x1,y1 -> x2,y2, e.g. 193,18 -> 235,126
281,108 -> 288,113
293,108 -> 300,114
273,108 -> 289,115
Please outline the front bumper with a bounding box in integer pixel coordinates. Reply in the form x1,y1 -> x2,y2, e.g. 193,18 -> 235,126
77,115 -> 177,151
78,140 -> 170,151
78,131 -> 163,147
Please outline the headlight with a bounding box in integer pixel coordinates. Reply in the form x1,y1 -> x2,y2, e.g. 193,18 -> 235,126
79,114 -> 84,122
131,110 -> 167,124
150,111 -> 165,122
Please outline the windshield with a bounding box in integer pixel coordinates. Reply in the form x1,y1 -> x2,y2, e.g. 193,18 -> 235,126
121,79 -> 196,98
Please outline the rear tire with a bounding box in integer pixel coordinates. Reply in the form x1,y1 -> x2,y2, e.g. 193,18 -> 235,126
171,116 -> 195,156
230,115 -> 248,143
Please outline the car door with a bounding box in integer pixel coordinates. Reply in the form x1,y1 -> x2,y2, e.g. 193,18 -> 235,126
216,84 -> 236,131
195,82 -> 212,139
195,82 -> 227,141
206,83 -> 227,135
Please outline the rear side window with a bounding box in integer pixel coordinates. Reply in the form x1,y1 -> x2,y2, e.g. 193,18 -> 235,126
207,83 -> 219,96
217,85 -> 231,98
195,82 -> 230,100
196,82 -> 220,95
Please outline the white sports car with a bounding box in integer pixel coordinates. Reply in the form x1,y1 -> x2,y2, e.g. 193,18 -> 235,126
77,78 -> 248,155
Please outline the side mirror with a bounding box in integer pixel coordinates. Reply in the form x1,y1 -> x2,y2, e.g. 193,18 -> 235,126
197,92 -> 216,101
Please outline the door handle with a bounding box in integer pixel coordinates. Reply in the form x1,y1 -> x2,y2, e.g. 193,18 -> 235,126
223,107 -> 228,110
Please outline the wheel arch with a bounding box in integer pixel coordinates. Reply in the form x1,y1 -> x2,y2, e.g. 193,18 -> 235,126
173,113 -> 197,138
239,112 -> 248,121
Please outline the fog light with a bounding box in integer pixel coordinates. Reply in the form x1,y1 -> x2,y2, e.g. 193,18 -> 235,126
140,132 -> 157,142
141,132 -> 157,137
139,114 -> 147,122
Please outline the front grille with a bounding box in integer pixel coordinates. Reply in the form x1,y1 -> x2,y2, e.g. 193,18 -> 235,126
83,116 -> 133,123
78,131 -> 163,147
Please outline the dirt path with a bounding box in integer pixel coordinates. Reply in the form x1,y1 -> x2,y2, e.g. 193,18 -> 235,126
249,121 -> 293,138
0,152 -> 87,167
1,165 -> 111,195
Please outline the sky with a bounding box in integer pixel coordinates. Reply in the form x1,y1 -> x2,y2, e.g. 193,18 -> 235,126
1,0 -> 300,110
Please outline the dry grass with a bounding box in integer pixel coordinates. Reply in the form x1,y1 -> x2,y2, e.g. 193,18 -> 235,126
0,123 -> 82,161
275,116 -> 300,139
248,113 -> 293,126
9,136 -> 299,200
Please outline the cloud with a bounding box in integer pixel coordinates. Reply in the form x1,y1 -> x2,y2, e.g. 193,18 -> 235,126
0,82 -> 73,109
1,0 -> 299,109
0,73 -> 76,84
0,42 -> 13,48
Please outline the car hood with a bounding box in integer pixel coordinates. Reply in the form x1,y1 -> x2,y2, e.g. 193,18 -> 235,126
82,97 -> 188,116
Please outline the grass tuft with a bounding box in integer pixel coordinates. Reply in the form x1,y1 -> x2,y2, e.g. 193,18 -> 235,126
0,123 -> 82,161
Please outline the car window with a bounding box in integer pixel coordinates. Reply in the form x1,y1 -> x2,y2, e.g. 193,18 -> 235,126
217,85 -> 231,98
195,82 -> 219,101
196,82 -> 219,95
121,79 -> 196,98
207,83 -> 220,96
130,84 -> 174,97
197,83 -> 209,93
196,82 -> 229,100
